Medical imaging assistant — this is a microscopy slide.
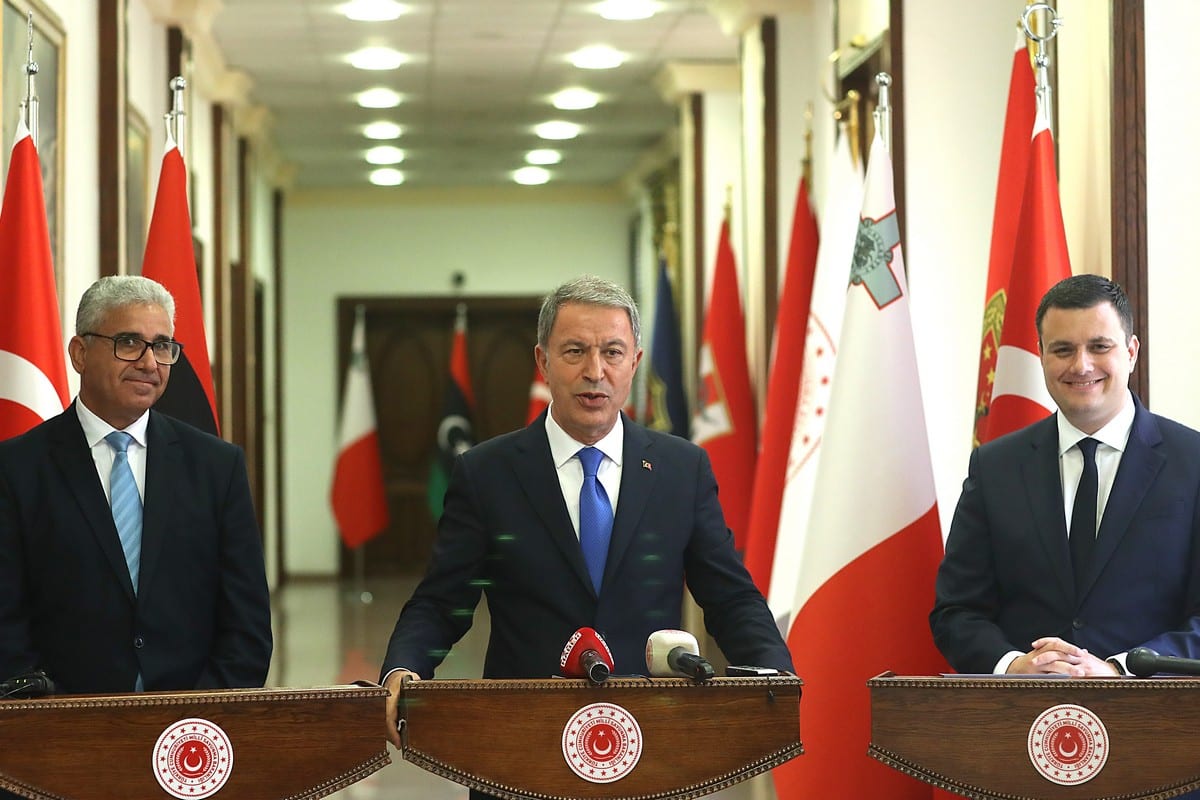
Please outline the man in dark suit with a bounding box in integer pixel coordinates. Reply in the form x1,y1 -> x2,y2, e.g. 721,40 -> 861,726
932,274 -> 1200,677
382,275 -> 791,750
0,276 -> 271,697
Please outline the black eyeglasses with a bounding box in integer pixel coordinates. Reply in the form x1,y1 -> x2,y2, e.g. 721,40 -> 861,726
82,333 -> 183,365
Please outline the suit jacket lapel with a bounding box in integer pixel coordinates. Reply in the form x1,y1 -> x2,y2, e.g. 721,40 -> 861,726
48,406 -> 137,599
605,420 -> 655,587
1081,400 -> 1164,597
512,416 -> 595,593
1021,415 -> 1075,595
139,411 -> 180,593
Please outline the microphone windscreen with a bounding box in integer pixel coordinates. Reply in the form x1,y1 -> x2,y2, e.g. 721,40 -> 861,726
560,627 -> 615,678
645,629 -> 699,677
1126,647 -> 1159,678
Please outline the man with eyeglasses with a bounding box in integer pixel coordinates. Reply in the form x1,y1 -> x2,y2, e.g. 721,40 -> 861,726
0,275 -> 271,701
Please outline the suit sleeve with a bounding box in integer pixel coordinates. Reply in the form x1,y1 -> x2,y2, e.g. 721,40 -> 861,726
683,448 -> 794,672
194,446 -> 273,689
930,448 -> 1019,673
381,454 -> 486,680
0,455 -> 39,680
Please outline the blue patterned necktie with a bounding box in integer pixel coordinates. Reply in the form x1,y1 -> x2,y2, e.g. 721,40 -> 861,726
1069,437 -> 1099,593
106,431 -> 143,593
577,447 -> 613,593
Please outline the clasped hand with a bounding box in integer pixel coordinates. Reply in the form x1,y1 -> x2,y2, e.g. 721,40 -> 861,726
1007,637 -> 1119,676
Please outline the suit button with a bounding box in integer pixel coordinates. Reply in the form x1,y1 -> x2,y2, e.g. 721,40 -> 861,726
1072,619 -> 1084,630
133,636 -> 145,649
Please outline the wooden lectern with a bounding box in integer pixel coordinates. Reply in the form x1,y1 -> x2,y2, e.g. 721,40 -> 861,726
0,684 -> 388,800
398,675 -> 803,800
868,673 -> 1200,799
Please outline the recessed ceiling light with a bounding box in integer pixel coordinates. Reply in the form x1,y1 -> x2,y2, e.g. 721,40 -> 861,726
348,47 -> 407,71
513,167 -> 550,186
370,168 -> 405,186
552,88 -> 600,111
526,149 -> 562,166
340,0 -> 408,22
569,45 -> 625,70
534,121 -> 581,140
363,121 -> 403,140
595,0 -> 657,20
356,88 -> 402,108
366,145 -> 405,165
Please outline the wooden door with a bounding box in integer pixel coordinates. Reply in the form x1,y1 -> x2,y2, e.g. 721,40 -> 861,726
335,297 -> 541,576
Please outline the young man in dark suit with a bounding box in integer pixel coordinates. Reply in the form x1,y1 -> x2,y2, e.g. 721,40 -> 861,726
0,276 -> 271,697
932,274 -> 1200,677
382,275 -> 790,751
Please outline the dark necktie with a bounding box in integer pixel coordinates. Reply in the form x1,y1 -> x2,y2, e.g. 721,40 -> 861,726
577,447 -> 613,593
1069,437 -> 1100,592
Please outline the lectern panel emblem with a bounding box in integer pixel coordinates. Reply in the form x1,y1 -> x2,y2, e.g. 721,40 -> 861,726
561,702 -> 642,783
152,717 -> 234,798
1027,703 -> 1108,786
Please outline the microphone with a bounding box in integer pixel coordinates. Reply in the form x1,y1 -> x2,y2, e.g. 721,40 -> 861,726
0,670 -> 57,699
559,627 -> 614,682
1126,646 -> 1200,677
645,629 -> 715,680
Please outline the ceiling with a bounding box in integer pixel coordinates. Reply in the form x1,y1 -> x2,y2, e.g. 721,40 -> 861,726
208,0 -> 738,190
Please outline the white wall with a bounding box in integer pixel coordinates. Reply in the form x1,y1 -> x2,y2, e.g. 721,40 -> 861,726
282,188 -> 629,575
1145,0 -> 1200,431
903,0 -> 1031,539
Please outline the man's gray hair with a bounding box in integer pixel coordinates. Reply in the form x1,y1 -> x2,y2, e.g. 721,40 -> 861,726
76,275 -> 176,335
537,275 -> 641,349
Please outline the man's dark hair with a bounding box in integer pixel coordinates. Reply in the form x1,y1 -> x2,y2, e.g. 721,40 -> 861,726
1035,274 -> 1134,344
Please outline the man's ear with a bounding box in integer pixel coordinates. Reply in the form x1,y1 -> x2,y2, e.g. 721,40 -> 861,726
67,336 -> 87,375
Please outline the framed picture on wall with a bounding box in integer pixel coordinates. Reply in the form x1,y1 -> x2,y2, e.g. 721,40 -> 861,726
0,0 -> 64,281
126,105 -> 150,274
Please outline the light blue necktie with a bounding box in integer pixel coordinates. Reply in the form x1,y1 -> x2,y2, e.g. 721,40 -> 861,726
578,447 -> 613,593
106,431 -> 142,592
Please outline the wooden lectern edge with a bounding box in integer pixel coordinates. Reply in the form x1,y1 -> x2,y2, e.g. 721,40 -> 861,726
866,745 -> 1200,800
401,743 -> 805,800
0,684 -> 389,710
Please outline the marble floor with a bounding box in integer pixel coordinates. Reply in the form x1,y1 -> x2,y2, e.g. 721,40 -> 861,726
270,577 -> 775,799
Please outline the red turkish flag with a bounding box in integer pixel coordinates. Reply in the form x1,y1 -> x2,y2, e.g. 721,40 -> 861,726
743,175 -> 819,593
0,122 -> 68,440
525,367 -> 550,425
141,139 -> 220,434
691,218 -> 756,546
984,107 -> 1071,441
974,31 -> 1037,445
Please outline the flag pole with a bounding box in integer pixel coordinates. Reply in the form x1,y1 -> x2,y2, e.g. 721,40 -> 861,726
21,12 -> 39,148
168,76 -> 187,157
1022,2 -> 1063,134
875,72 -> 893,154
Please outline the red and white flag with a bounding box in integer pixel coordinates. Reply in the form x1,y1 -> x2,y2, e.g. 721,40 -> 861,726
743,173 -> 819,593
773,130 -> 946,800
974,30 -> 1036,446
141,137 -> 220,435
691,217 -> 756,546
331,310 -> 390,548
525,367 -> 551,425
983,104 -> 1071,442
0,121 -> 68,440
766,130 -> 863,625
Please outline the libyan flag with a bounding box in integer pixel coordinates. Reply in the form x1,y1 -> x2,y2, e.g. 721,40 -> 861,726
427,305 -> 475,520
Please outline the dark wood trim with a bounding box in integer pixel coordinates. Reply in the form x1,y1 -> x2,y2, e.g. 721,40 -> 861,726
273,188 -> 286,585
889,0 -> 907,253
212,104 -> 227,429
690,93 -> 705,381
761,17 -> 779,353
1110,0 -> 1148,404
167,26 -> 183,81
97,0 -> 125,277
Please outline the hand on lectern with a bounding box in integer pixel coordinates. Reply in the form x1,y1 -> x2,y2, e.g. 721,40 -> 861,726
383,669 -> 420,750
